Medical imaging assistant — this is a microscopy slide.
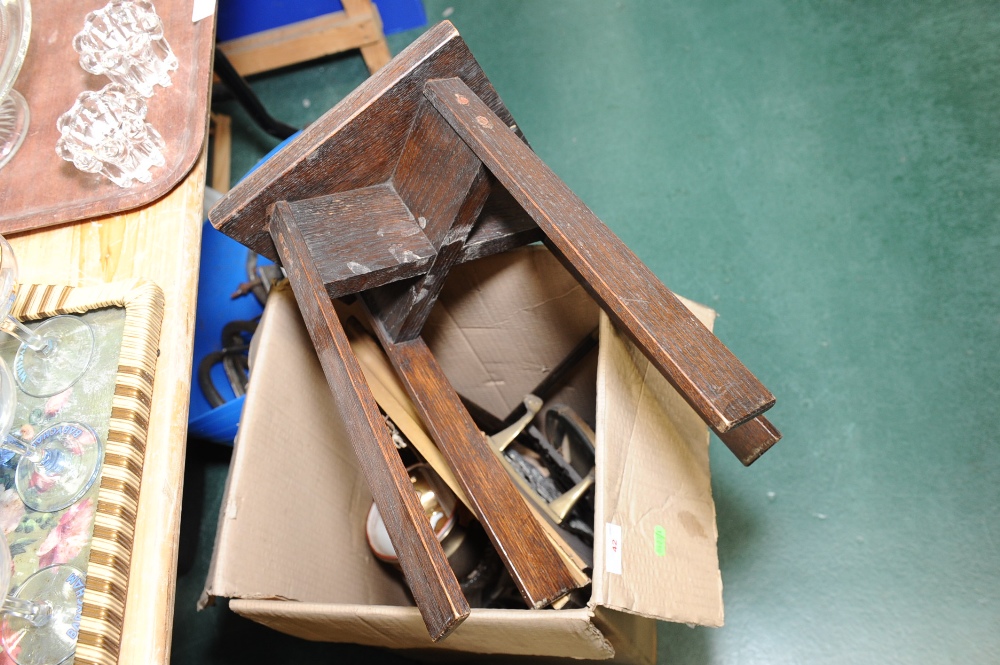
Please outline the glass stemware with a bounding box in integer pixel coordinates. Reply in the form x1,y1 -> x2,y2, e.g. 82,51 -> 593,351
0,540 -> 84,665
0,0 -> 31,170
0,236 -> 95,398
0,357 -> 103,513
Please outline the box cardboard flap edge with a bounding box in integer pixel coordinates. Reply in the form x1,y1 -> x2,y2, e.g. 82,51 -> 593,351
228,602 -> 621,661
591,306 -> 724,627
200,283 -> 413,610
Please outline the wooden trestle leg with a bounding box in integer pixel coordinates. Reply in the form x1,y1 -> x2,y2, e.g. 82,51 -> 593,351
271,209 -> 470,641
364,96 -> 586,608
423,77 -> 780,463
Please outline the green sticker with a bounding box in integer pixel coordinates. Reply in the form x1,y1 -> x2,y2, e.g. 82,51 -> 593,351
654,525 -> 666,556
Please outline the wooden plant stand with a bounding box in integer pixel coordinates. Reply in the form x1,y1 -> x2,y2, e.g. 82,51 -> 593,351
210,21 -> 780,642
209,113 -> 232,192
217,0 -> 393,76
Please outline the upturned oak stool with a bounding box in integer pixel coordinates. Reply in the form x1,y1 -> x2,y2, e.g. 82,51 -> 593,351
209,21 -> 779,641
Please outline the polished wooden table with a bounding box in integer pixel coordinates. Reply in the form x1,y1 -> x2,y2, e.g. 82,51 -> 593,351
8,155 -> 207,665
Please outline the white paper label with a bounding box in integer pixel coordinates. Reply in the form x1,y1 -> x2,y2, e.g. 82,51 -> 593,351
605,522 -> 623,575
192,0 -> 216,23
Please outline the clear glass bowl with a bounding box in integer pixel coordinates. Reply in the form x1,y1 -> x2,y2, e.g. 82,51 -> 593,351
0,0 -> 31,169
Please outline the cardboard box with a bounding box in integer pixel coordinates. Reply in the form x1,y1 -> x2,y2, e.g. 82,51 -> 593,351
202,246 -> 723,663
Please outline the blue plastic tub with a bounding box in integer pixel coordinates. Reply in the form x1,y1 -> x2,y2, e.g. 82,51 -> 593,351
215,0 -> 427,42
188,137 -> 297,444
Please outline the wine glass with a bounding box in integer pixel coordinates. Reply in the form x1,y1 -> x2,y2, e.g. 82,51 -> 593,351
0,235 -> 95,398
0,357 -> 103,513
0,540 -> 84,665
0,0 -> 31,170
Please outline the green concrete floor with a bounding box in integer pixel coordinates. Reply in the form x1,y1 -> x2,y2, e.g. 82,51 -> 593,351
174,1 -> 1000,663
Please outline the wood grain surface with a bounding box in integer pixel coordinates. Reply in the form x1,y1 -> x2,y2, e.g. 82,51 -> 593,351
271,202 -> 470,641
8,155 -> 206,665
0,0 -> 214,233
366,319 -> 585,609
290,184 -> 438,299
717,415 -> 782,466
424,77 -> 775,435
209,21 -> 525,261
367,99 -> 491,342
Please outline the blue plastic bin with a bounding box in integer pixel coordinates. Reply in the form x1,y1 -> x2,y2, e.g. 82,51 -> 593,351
188,137 -> 297,444
215,0 -> 427,42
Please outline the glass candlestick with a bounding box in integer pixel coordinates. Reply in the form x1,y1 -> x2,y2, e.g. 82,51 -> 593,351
55,83 -> 165,188
72,0 -> 177,98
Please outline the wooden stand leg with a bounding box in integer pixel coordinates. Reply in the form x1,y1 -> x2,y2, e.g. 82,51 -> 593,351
717,415 -> 781,466
271,205 -> 469,641
424,78 -> 779,454
369,321 -> 586,609
209,23 -> 781,479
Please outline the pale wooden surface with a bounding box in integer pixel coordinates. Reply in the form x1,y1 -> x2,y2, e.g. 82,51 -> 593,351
210,113 -> 233,193
8,154 -> 207,665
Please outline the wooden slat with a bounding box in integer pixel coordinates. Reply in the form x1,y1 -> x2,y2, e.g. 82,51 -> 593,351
367,319 -> 585,609
209,114 -> 232,193
342,0 -> 393,73
271,202 -> 469,641
424,78 -> 774,436
218,9 -> 385,77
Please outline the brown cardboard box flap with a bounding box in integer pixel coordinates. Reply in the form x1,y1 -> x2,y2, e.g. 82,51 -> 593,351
228,601 -> 622,661
592,307 -> 725,627
201,286 -> 411,609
